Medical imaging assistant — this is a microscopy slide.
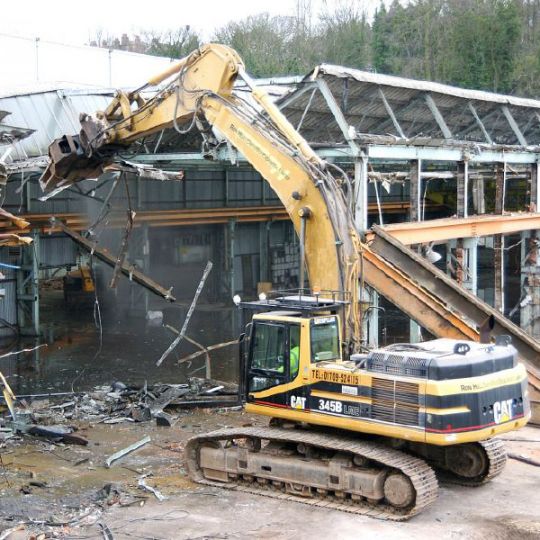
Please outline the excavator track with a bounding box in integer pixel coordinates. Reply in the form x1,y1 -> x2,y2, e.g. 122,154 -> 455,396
186,427 -> 438,521
438,439 -> 507,487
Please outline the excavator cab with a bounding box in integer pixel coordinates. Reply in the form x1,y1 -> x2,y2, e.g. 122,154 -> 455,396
237,292 -> 346,405
236,291 -> 530,450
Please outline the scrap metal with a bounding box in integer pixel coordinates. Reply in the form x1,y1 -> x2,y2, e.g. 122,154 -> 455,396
105,435 -> 151,468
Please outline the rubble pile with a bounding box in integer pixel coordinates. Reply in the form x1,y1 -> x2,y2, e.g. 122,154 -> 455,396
0,378 -> 238,445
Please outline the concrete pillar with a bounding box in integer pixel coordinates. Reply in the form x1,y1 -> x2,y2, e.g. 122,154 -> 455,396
494,163 -> 506,313
354,157 -> 368,233
409,159 -> 422,222
463,237 -> 478,295
520,231 -> 540,338
457,160 -> 469,218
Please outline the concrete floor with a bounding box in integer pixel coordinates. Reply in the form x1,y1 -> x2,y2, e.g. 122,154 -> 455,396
1,411 -> 540,539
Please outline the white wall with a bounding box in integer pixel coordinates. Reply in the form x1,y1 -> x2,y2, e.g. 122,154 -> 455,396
0,33 -> 173,90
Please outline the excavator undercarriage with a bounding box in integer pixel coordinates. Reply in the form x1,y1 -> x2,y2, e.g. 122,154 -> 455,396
186,426 -> 507,520
186,426 -> 439,521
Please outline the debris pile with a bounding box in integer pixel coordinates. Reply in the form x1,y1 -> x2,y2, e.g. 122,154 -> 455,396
1,377 -> 239,445
31,378 -> 237,426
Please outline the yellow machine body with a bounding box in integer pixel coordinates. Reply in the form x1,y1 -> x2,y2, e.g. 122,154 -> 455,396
244,311 -> 530,446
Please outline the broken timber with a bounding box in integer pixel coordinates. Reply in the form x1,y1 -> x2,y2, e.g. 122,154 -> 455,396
51,218 -> 175,302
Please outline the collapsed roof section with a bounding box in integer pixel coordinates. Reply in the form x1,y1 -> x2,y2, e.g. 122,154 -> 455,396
278,64 -> 540,148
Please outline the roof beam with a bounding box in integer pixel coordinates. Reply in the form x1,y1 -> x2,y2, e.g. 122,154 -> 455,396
378,87 -> 406,139
365,212 -> 540,245
424,93 -> 452,139
459,106 -> 501,138
502,105 -> 528,146
315,79 -> 361,156
276,81 -> 318,111
467,102 -> 493,144
376,95 -> 425,134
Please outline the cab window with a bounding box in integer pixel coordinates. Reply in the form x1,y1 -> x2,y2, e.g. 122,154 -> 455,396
248,322 -> 300,392
311,318 -> 340,362
251,323 -> 286,372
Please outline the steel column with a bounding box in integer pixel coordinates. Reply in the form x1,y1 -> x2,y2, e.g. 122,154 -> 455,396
258,221 -> 270,283
367,290 -> 379,348
463,237 -> 478,295
530,161 -> 539,211
520,231 -> 540,338
16,229 -> 39,336
228,219 -> 236,296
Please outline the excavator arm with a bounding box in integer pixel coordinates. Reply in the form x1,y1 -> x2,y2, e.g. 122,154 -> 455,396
40,43 -> 362,349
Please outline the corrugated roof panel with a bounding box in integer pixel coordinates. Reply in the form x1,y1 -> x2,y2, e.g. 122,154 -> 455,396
280,66 -> 540,146
0,90 -> 112,160
312,64 -> 540,109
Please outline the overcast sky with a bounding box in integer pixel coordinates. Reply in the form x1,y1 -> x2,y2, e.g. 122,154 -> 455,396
0,0 -> 382,46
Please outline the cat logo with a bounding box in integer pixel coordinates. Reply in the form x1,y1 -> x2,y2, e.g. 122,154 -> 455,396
493,399 -> 513,424
290,396 -> 306,410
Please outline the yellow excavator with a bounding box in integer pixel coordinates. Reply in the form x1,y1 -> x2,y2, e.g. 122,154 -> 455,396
40,44 -> 530,520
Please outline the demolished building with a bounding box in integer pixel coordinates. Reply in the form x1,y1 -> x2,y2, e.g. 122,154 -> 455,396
0,36 -> 539,417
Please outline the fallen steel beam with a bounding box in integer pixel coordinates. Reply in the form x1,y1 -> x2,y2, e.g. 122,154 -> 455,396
361,247 -> 478,342
52,218 -> 175,302
367,224 -> 540,383
367,213 -> 540,245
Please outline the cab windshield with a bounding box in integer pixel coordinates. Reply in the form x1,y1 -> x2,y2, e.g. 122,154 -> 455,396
311,317 -> 340,362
